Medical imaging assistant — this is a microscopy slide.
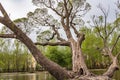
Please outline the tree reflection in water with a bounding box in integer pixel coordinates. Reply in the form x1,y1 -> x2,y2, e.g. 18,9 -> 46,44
0,72 -> 55,80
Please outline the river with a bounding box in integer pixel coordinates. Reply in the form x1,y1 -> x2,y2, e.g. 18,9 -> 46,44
0,70 -> 119,80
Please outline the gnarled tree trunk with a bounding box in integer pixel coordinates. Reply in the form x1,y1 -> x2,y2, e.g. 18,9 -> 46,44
70,38 -> 90,76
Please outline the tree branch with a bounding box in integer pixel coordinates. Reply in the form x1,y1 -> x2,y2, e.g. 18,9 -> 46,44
78,33 -> 85,47
95,26 -> 104,40
43,1 -> 63,17
68,0 -> 73,16
0,3 -> 9,18
64,0 -> 69,17
116,52 -> 120,58
111,35 -> 120,52
61,16 -> 72,39
103,57 -> 119,78
52,25 -> 66,41
0,34 -> 17,38
71,24 -> 80,37
35,41 -> 70,46
92,16 -> 104,40
98,4 -> 109,36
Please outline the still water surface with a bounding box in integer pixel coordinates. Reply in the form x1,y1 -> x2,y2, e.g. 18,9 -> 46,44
0,70 -> 120,80
0,72 -> 55,80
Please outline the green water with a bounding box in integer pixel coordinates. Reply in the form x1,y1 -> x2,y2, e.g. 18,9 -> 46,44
0,70 -> 119,80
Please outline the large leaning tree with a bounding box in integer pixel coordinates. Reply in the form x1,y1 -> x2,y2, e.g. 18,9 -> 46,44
0,0 -> 120,80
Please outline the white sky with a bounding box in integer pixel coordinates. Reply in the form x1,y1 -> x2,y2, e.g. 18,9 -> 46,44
0,0 -> 119,41
0,0 -> 36,20
0,0 -> 119,32
85,0 -> 118,22
0,0 -> 118,23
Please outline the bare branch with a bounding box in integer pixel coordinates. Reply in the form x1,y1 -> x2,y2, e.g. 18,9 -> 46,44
95,26 -> 104,40
103,57 -> 119,78
39,18 -> 66,41
78,33 -> 85,47
98,4 -> 109,36
111,35 -> 120,52
92,16 -> 104,40
71,24 -> 79,36
116,52 -> 120,58
0,3 -> 9,18
43,2 -> 63,17
52,25 -> 66,41
107,26 -> 116,37
0,34 -> 17,38
61,16 -> 72,39
63,0 -> 69,17
68,0 -> 73,16
35,41 -> 70,46
45,32 -> 56,41
70,10 -> 80,37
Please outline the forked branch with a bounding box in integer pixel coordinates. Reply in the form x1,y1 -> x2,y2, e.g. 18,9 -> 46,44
52,25 -> 66,41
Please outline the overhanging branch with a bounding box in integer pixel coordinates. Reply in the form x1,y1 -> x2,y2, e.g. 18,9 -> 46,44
35,41 -> 70,46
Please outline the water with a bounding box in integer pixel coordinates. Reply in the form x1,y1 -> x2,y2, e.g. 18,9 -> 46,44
0,72 -> 55,80
91,69 -> 120,80
0,70 -> 120,80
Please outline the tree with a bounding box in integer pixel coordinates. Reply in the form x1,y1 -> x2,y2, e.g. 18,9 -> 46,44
0,3 -> 70,80
0,0 -> 119,80
91,4 -> 120,78
31,0 -> 91,76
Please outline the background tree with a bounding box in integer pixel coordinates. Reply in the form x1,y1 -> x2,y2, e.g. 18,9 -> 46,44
91,5 -> 120,78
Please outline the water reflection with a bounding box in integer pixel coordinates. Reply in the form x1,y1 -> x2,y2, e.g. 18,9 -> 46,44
0,70 -> 119,80
0,72 -> 55,80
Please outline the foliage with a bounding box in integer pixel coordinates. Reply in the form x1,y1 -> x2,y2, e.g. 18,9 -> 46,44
81,27 -> 110,69
45,46 -> 72,69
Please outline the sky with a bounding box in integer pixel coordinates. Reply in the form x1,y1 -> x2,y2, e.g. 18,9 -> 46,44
0,0 -> 119,41
0,0 -> 36,20
0,0 -> 118,23
0,0 -> 119,34
85,0 -> 118,22
0,0 -> 119,21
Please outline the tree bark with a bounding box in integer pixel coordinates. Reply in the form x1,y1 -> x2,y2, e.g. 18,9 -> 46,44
70,38 -> 90,76
103,57 -> 119,78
